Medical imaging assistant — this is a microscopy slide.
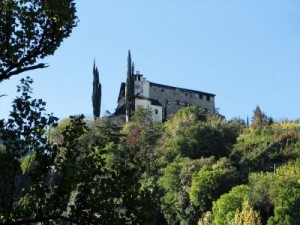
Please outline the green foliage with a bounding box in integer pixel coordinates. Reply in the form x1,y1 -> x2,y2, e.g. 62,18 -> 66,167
47,117 -> 72,144
174,122 -> 224,159
44,115 -> 87,218
0,0 -> 78,81
251,106 -> 269,129
231,120 -> 300,173
163,106 -> 206,137
198,211 -> 213,225
122,108 -> 162,182
120,108 -> 163,224
131,107 -> 153,125
5,76 -> 300,225
81,119 -> 120,151
0,78 -> 160,224
190,158 -> 238,216
268,179 -> 300,225
160,157 -> 216,225
248,172 -> 274,221
122,108 -> 155,138
20,152 -> 35,173
212,185 -> 250,225
160,157 -> 185,194
240,162 -> 300,224
157,107 -> 240,166
159,157 -> 188,225
267,162 -> 300,225
0,77 -> 59,223
70,146 -> 148,224
234,201 -> 262,225
155,108 -> 244,224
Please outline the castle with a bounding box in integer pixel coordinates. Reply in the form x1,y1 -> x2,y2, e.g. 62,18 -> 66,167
114,72 -> 216,123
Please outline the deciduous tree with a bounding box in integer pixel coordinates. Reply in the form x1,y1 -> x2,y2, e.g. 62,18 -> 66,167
212,185 -> 250,225
190,158 -> 238,215
0,0 -> 78,82
234,201 -> 262,225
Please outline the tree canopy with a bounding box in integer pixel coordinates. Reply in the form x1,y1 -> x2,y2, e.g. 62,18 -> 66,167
0,0 -> 78,82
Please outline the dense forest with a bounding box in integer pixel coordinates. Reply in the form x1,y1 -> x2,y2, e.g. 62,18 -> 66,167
1,77 -> 300,225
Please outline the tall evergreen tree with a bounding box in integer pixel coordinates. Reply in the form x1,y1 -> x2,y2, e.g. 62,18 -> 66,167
92,61 -> 101,120
125,50 -> 135,121
251,106 -> 268,129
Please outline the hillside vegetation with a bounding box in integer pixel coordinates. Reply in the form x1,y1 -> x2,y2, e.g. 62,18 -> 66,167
1,78 -> 300,225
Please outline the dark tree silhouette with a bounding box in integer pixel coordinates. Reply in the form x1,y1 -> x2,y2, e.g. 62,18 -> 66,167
125,50 -> 135,121
92,61 -> 101,120
0,0 -> 78,82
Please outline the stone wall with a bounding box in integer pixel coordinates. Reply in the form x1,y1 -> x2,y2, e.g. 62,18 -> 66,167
148,82 -> 215,118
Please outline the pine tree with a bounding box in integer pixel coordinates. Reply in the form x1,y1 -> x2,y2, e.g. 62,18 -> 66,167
125,50 -> 135,121
92,61 -> 101,120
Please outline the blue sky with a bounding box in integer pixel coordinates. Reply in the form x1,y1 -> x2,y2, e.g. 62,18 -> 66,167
1,0 -> 300,121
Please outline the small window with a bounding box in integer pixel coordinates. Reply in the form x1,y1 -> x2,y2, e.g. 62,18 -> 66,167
161,89 -> 165,92
175,100 -> 180,105
183,102 -> 188,106
199,94 -> 203,99
206,96 -> 210,101
155,109 -> 158,114
185,92 -> 188,96
166,100 -> 171,105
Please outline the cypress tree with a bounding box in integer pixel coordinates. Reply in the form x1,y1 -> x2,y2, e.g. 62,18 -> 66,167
92,61 -> 101,120
125,50 -> 135,121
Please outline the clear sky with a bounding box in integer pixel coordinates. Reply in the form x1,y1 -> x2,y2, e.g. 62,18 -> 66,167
1,0 -> 300,121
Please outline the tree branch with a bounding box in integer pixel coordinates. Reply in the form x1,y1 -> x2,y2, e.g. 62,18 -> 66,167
0,63 -> 48,81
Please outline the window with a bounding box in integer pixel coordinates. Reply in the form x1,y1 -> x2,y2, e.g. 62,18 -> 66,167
199,94 -> 203,99
161,89 -> 165,92
175,100 -> 180,105
166,100 -> 171,105
155,109 -> 158,114
206,96 -> 210,101
185,92 -> 188,96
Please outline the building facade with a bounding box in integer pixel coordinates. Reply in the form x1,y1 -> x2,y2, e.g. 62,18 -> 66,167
114,72 -> 216,123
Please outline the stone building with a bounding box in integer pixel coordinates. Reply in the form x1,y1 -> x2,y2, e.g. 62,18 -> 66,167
114,72 -> 216,123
